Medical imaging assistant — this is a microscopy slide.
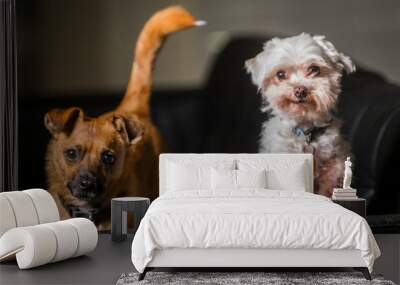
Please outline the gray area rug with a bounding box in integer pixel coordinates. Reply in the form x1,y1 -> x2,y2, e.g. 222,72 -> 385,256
116,272 -> 396,285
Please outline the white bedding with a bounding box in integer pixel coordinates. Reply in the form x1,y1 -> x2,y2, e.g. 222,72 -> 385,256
131,190 -> 380,273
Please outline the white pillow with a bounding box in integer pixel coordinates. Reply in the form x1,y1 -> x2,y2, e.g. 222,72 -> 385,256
237,159 -> 309,192
211,168 -> 236,189
166,160 -> 235,191
211,168 -> 267,190
237,169 -> 267,188
167,163 -> 210,191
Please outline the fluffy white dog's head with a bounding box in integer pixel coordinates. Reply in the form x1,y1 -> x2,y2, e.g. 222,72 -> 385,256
246,33 -> 355,121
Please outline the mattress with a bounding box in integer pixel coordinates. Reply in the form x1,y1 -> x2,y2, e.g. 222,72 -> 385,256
131,190 -> 380,273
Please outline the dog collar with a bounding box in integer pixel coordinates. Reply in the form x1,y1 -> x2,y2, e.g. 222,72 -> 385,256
292,124 -> 330,144
70,206 -> 100,220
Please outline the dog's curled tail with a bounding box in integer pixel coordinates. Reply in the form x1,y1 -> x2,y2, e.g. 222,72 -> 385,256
117,6 -> 204,117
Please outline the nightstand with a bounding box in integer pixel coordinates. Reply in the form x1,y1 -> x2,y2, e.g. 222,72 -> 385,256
332,198 -> 366,218
111,197 -> 150,242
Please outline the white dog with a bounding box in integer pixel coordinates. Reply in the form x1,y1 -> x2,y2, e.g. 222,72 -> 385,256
245,33 -> 354,197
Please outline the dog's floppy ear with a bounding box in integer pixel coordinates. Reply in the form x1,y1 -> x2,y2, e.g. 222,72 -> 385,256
313,35 -> 356,74
245,57 -> 256,77
245,56 -> 263,87
112,115 -> 143,145
44,107 -> 83,137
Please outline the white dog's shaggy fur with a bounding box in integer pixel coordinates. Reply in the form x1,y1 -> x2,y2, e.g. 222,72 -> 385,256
245,33 -> 355,197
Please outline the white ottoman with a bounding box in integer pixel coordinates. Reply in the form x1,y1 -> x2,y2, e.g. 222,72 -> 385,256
0,189 -> 59,236
0,218 -> 98,269
0,189 -> 98,269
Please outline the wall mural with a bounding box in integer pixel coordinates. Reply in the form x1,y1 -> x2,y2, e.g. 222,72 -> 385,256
14,3 -> 400,229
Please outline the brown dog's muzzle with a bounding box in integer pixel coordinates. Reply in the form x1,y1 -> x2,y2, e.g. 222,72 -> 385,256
68,170 -> 103,201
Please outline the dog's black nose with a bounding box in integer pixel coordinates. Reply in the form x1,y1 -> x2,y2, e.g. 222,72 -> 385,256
294,86 -> 308,99
78,171 -> 96,190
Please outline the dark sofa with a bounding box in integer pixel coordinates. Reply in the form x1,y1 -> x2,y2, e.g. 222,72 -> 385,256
19,37 -> 400,232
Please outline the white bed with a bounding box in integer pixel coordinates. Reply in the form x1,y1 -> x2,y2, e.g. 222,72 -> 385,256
131,154 -> 380,280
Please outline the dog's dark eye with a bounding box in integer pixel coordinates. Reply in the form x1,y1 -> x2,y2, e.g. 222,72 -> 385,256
64,148 -> 79,162
276,70 -> 287,80
308,65 -> 320,76
101,151 -> 116,165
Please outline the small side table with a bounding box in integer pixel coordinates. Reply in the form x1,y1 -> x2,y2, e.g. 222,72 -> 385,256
332,198 -> 366,218
111,197 -> 150,242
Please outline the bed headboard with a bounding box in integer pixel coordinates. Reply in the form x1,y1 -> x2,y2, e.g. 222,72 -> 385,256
159,153 -> 314,195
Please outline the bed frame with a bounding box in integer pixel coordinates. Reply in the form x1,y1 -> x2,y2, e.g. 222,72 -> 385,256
141,248 -> 370,280
139,154 -> 371,280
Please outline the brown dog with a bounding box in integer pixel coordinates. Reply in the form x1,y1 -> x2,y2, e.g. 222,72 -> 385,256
44,7 -> 201,229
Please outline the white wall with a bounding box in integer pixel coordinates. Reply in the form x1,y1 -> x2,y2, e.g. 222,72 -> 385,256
27,0 -> 400,94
